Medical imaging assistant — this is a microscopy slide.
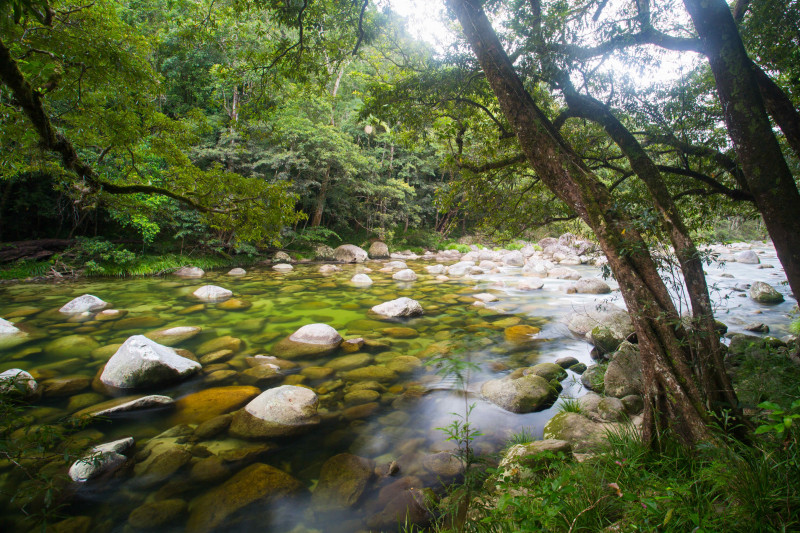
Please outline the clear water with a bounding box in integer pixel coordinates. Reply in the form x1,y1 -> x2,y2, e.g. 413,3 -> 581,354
0,246 -> 794,532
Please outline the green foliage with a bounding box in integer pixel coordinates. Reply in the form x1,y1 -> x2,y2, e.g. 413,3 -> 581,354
446,243 -> 471,254
755,401 -> 800,441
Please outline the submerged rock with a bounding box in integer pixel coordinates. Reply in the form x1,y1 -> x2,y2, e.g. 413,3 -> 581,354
192,285 -> 233,302
59,294 -> 108,314
504,324 -> 540,343
100,335 -> 201,389
227,267 -> 246,276
145,326 -> 202,346
334,244 -> 369,263
171,386 -> 260,424
272,324 -> 342,359
370,297 -> 424,318
128,499 -> 187,529
44,334 -> 100,358
75,395 -> 174,418
312,453 -> 375,509
229,385 -> 320,438
186,463 -> 304,533
272,263 -> 293,272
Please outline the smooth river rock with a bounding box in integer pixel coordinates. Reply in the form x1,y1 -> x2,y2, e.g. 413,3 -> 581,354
192,285 -> 233,302
174,266 -> 205,278
69,437 -> 135,483
481,374 -> 558,413
229,385 -> 321,438
749,281 -> 784,303
145,326 -> 202,346
0,368 -> 40,398
735,250 -> 760,264
100,335 -> 201,389
368,241 -> 390,259
59,294 -> 108,314
392,269 -> 418,281
370,297 -> 423,318
351,273 -> 374,285
312,453 -> 375,509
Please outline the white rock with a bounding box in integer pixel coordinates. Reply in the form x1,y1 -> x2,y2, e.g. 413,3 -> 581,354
100,335 -> 201,389
193,285 -> 233,302
473,293 -> 498,303
569,278 -> 612,294
478,260 -> 498,271
227,268 -> 246,276
174,266 -> 205,278
502,250 -> 525,267
0,318 -> 20,335
517,279 -> 544,291
319,264 -> 341,274
547,267 -> 581,280
272,263 -> 294,272
59,294 -> 108,314
86,395 -> 175,417
392,269 -> 418,281
371,297 -> 424,318
289,324 -> 343,345
425,264 -> 445,275
69,437 -> 135,483
351,274 -> 373,285
0,368 -> 39,397
385,261 -> 408,270
230,385 -> 321,438
735,250 -> 760,264
447,261 -> 476,277
435,275 -> 449,281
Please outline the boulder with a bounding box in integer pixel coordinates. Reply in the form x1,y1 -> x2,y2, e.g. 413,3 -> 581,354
369,241 -> 390,259
569,278 -> 611,294
517,279 -> 544,290
502,250 -> 525,267
59,294 -> 108,314
588,316 -> 635,355
351,273 -> 373,285
422,452 -> 464,478
186,463 -> 304,533
227,268 -> 246,276
273,251 -> 292,263
229,385 -> 320,438
425,264 -> 445,275
270,323 -> 343,359
543,411 -> 609,451
504,324 -> 540,343
498,439 -> 572,478
44,335 -> 100,358
735,250 -> 760,264
0,317 -> 21,335
334,244 -> 369,263
567,304 -> 631,338
604,342 -> 642,398
473,293 -> 498,303
196,335 -> 242,356
481,374 -> 557,413
272,263 -> 293,271
192,285 -> 232,302
371,297 -> 424,318
749,281 -> 784,303
68,437 -> 134,483
312,453 -> 375,509
392,269 -> 418,281
100,335 -> 201,389
174,266 -> 205,278
128,499 -> 187,529
525,362 -> 567,382
580,365 -> 605,393
446,261 -> 477,277
0,368 -> 39,398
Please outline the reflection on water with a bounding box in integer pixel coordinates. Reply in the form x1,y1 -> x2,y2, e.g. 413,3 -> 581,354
0,244 -> 793,531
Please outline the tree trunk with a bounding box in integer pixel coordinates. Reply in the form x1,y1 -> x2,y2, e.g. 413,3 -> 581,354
311,167 -> 330,227
683,0 -> 800,301
752,63 -> 800,160
449,0 -> 718,446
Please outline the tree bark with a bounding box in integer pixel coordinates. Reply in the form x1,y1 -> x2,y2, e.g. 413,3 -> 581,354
448,0 -> 723,446
752,63 -> 800,160
683,0 -> 800,301
311,166 -> 330,227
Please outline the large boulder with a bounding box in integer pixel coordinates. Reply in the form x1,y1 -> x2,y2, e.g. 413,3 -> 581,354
498,439 -> 572,479
604,342 -> 643,398
272,324 -> 342,359
543,412 -> 610,451
547,267 -> 581,280
735,250 -> 760,264
314,244 -> 336,261
371,297 -> 424,318
481,374 -> 558,413
446,261 -> 477,277
192,285 -> 232,302
569,278 -> 611,294
312,453 -> 375,509
0,317 -> 20,335
369,241 -> 390,259
229,385 -> 321,438
100,335 -> 201,389
59,294 -> 108,314
351,273 -> 373,285
749,281 -> 784,303
170,386 -> 260,424
69,437 -> 134,483
334,244 -> 369,263
588,315 -> 635,355
186,463 -> 304,533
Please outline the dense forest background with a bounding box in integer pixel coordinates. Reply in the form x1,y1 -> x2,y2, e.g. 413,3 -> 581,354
0,0 -> 795,273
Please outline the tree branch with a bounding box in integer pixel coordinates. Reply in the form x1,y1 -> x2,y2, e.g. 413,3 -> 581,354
455,153 -> 527,172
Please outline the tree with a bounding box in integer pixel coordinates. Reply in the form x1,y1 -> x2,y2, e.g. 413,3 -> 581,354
445,0 -> 742,447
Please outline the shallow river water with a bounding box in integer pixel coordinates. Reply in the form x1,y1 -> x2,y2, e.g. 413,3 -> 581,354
0,243 -> 795,532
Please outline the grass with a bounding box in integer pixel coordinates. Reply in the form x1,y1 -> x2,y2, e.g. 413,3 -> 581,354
556,397 -> 584,414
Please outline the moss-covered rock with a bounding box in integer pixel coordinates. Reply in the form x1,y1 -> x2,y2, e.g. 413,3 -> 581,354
525,362 -> 567,382
171,386 -> 260,425
128,499 -> 187,529
312,453 -> 374,509
481,374 -> 557,413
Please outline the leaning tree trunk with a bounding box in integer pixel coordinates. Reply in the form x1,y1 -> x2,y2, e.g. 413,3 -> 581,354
683,0 -> 800,301
310,167 -> 331,227
448,0 -> 722,446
